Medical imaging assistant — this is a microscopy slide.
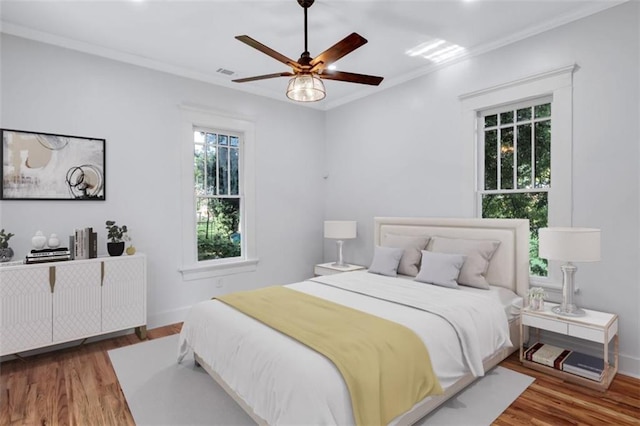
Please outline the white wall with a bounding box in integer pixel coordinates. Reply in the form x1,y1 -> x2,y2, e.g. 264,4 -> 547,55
0,35 -> 327,326
325,3 -> 639,376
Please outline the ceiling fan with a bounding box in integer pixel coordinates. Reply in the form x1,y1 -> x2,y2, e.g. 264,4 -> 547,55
232,0 -> 384,102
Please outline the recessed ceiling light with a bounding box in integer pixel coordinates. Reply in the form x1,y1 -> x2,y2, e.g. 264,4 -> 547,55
406,38 -> 466,63
328,64 -> 337,71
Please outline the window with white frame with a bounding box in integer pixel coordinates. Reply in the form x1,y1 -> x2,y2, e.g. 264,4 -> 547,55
180,106 -> 257,280
478,98 -> 552,276
460,65 -> 575,288
193,128 -> 242,261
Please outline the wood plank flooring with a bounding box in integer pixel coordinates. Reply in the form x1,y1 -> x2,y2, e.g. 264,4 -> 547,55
1,323 -> 638,425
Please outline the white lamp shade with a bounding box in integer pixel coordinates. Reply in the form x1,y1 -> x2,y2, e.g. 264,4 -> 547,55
538,227 -> 601,262
324,221 -> 357,240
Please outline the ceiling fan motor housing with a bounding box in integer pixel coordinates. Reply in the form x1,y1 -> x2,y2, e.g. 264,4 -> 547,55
298,0 -> 315,9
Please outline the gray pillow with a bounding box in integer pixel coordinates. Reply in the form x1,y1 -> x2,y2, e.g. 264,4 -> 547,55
429,237 -> 500,290
382,234 -> 430,277
368,246 -> 404,277
414,251 -> 466,289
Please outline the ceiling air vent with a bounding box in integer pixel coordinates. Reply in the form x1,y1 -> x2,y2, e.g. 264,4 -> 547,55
216,68 -> 235,76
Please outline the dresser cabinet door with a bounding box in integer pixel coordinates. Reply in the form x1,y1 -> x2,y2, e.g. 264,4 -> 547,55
101,256 -> 146,333
52,261 -> 102,343
0,266 -> 52,355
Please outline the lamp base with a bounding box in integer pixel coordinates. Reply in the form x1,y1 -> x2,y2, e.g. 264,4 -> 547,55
552,305 -> 586,317
330,262 -> 351,269
553,262 -> 586,317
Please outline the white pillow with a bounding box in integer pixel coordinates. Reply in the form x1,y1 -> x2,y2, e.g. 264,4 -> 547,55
414,251 -> 466,289
382,234 -> 430,277
428,237 -> 500,290
368,246 -> 404,277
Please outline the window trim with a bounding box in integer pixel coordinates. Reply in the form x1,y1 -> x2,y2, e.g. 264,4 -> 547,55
179,105 -> 258,280
460,65 -> 576,290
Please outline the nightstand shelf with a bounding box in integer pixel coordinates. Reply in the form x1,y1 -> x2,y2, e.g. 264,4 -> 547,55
519,302 -> 618,391
314,262 -> 365,276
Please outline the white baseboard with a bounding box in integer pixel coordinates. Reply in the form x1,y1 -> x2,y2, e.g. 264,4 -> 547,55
147,306 -> 191,329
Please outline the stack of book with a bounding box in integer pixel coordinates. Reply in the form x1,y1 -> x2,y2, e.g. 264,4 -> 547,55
562,351 -> 605,381
524,342 -> 572,369
70,227 -> 98,259
25,247 -> 71,264
525,342 -> 605,381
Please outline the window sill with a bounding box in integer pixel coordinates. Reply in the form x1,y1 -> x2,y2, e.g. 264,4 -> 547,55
529,277 -> 563,302
530,277 -> 561,290
179,258 -> 259,281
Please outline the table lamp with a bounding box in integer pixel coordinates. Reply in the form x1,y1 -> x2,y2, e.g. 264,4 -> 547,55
324,221 -> 357,268
538,227 -> 601,317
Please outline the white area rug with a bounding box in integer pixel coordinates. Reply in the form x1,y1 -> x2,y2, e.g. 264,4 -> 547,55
109,335 -> 534,426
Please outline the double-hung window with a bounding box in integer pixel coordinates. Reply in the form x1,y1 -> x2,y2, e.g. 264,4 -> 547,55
478,98 -> 552,276
180,106 -> 257,280
194,128 -> 242,261
461,65 -> 575,288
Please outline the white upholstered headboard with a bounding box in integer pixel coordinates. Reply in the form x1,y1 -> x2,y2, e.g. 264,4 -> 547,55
374,217 -> 530,297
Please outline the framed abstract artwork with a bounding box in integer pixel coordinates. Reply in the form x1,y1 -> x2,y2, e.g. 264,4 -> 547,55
1,129 -> 105,200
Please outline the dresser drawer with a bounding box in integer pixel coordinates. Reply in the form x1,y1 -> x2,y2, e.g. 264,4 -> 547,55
522,314 -> 568,334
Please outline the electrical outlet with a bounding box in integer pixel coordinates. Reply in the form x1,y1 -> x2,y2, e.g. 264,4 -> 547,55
215,279 -> 223,288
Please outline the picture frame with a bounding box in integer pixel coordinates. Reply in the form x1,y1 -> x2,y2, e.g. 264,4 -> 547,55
1,128 -> 105,200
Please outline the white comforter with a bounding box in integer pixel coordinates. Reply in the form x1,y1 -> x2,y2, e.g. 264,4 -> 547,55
178,271 -> 512,425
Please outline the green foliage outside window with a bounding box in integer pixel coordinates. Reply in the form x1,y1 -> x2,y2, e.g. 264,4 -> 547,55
482,193 -> 548,276
197,198 -> 241,261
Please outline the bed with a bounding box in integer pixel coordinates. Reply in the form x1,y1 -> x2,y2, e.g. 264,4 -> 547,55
178,217 -> 530,425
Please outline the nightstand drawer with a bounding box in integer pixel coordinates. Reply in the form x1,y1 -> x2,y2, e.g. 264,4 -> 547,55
522,314 -> 568,334
568,324 -> 604,343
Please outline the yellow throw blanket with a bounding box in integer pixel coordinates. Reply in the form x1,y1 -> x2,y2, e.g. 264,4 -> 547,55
217,286 -> 443,426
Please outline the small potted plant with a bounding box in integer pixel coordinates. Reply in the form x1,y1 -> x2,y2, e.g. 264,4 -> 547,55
527,287 -> 546,311
105,220 -> 128,256
0,229 -> 15,262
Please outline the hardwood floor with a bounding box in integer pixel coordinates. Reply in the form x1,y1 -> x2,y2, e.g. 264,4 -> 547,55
1,323 -> 638,425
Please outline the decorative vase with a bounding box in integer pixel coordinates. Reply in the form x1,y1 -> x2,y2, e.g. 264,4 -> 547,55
32,231 -> 47,250
0,247 -> 14,262
107,241 -> 125,256
48,233 -> 60,248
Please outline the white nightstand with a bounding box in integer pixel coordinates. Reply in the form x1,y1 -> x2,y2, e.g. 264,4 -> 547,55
314,262 -> 366,276
520,302 -> 618,391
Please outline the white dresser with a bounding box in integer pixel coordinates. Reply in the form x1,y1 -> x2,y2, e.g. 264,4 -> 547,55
0,254 -> 146,356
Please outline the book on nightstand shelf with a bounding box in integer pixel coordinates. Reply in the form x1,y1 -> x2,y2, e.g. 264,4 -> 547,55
525,342 -> 606,381
562,351 -> 605,381
525,343 -> 570,368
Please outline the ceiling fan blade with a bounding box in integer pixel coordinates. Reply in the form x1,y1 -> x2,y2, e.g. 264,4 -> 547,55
319,70 -> 383,86
233,72 -> 295,83
235,35 -> 301,70
310,33 -> 368,70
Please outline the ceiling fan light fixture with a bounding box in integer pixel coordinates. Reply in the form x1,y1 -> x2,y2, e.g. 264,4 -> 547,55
286,73 -> 326,102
